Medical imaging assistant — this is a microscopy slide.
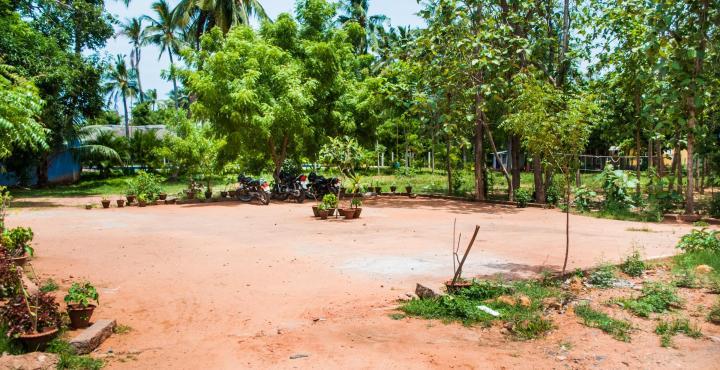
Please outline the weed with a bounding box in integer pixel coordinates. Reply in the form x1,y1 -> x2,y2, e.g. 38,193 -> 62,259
708,302 -> 720,325
389,313 -> 406,320
674,250 -> 720,275
113,324 -> 133,334
506,313 -> 554,340
693,220 -> 710,227
40,278 -> 59,293
588,264 -> 616,288
673,270 -> 701,289
655,318 -> 702,347
0,324 -> 23,355
620,250 -> 645,277
677,229 -> 720,253
617,282 -> 683,317
47,339 -> 104,369
575,303 -> 632,342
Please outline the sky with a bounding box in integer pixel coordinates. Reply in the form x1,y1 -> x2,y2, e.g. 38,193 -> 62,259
104,0 -> 424,101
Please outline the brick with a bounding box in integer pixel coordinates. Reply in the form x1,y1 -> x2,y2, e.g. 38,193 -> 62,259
69,319 -> 116,355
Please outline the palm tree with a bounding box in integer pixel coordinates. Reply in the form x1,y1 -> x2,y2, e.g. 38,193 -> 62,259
338,0 -> 387,54
119,17 -> 145,101
173,0 -> 268,49
145,88 -> 158,110
143,0 -> 182,108
104,55 -> 138,138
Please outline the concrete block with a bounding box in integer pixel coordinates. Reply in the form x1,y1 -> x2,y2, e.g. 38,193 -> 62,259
69,319 -> 116,355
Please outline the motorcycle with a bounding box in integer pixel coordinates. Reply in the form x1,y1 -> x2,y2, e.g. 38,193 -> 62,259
305,172 -> 340,200
236,174 -> 271,205
271,171 -> 308,203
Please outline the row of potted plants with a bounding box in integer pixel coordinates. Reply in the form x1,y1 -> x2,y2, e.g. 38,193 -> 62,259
0,188 -> 102,350
312,194 -> 363,220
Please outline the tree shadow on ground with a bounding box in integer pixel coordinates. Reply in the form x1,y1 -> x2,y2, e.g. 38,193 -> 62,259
361,196 -> 521,215
10,200 -> 69,208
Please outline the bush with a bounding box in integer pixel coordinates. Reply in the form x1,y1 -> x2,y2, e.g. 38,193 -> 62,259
600,163 -> 638,212
545,179 -> 561,206
125,171 -> 163,200
620,250 -> 645,277
619,282 -> 683,317
572,185 -> 596,212
677,229 -> 720,254
0,292 -> 61,337
321,193 -> 338,208
1,227 -> 34,257
515,188 -> 531,208
588,264 -> 616,288
708,301 -> 720,325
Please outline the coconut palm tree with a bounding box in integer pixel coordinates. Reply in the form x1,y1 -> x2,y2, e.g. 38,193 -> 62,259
104,55 -> 138,138
145,88 -> 158,110
118,17 -> 145,101
337,0 -> 387,54
173,0 -> 268,49
143,0 -> 182,108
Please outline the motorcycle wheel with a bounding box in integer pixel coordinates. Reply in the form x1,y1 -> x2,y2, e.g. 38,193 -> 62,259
295,191 -> 306,204
238,193 -> 252,202
273,192 -> 290,201
258,192 -> 270,205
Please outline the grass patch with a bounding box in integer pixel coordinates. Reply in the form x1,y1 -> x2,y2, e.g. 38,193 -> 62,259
620,250 -> 645,277
674,250 -> 720,275
575,303 -> 632,342
47,339 -> 104,369
388,313 -> 406,320
39,278 -> 59,293
673,269 -> 701,289
113,324 -> 133,334
708,301 -> 720,325
400,279 -> 561,340
654,318 -> 702,347
615,282 -> 683,318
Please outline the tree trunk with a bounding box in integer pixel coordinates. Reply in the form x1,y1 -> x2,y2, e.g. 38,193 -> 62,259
481,115 -> 512,200
557,0 -> 571,86
686,100 -> 696,214
634,91 -> 642,196
122,94 -> 130,138
561,171 -> 571,275
511,135 -> 521,191
657,140 -> 665,178
533,155 -> 545,203
474,110 -> 485,201
446,135 -> 453,196
168,50 -> 179,109
135,47 -> 144,102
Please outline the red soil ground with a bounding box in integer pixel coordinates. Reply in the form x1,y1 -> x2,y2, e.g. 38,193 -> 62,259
7,196 -> 719,369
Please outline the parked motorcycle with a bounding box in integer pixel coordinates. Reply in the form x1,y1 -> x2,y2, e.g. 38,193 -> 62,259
236,174 -> 271,205
305,172 -> 340,200
271,171 -> 307,203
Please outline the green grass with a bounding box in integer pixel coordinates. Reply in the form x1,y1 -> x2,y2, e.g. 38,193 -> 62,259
615,282 -> 683,318
708,301 -> 720,324
575,303 -> 633,342
400,279 -> 561,340
674,250 -> 720,276
113,324 -> 133,334
39,278 -> 59,293
654,318 -> 702,347
47,339 -> 104,369
588,263 -> 616,288
620,251 -> 646,277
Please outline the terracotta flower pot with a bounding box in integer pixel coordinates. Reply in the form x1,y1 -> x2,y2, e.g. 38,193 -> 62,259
186,191 -> 196,200
405,186 -> 413,194
328,208 -> 337,216
126,195 -> 136,204
159,193 -> 167,200
221,191 -> 228,198
67,304 -> 96,329
101,200 -> 110,209
205,190 -> 212,200
390,186 -> 397,193
116,199 -> 125,208
374,186 -> 382,194
312,206 -> 320,217
318,210 -> 329,220
138,200 -> 147,208
19,328 -> 58,351
354,208 -> 362,218
341,208 -> 356,219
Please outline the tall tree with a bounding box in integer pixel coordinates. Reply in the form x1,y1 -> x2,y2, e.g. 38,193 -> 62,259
172,0 -> 268,49
119,17 -> 145,101
104,55 -> 138,137
337,0 -> 387,54
143,0 -> 181,108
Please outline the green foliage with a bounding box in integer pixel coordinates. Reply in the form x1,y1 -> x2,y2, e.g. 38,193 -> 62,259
588,264 -> 616,288
64,282 -> 99,308
599,164 -> 638,213
673,269 -> 700,289
575,303 -> 632,342
620,250 -> 645,277
0,292 -> 61,337
0,64 -> 47,160
655,318 -> 702,348
125,171 -> 163,200
709,194 -> 720,219
572,185 -> 596,212
677,229 -> 720,254
156,113 -> 222,177
47,339 -> 104,370
708,301 -> 720,325
321,193 -> 338,208
514,188 -> 531,208
545,179 -> 561,206
618,282 -> 683,318
1,226 -> 34,257
39,279 -> 59,293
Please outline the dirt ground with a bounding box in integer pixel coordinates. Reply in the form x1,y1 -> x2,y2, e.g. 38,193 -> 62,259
6,196 -> 720,369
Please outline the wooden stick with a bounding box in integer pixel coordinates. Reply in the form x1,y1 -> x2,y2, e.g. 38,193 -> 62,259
451,225 -> 480,285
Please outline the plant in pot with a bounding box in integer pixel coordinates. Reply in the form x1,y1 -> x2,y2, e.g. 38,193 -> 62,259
1,227 -> 34,267
390,184 -> 397,193
158,192 -> 168,201
100,196 -> 111,209
405,183 -> 413,194
0,186 -> 10,234
0,249 -> 22,298
373,181 -> 382,194
322,194 -> 338,216
317,203 -> 330,220
137,194 -> 149,207
116,198 -> 125,207
64,282 -> 99,329
0,290 -> 62,350
351,198 -> 363,218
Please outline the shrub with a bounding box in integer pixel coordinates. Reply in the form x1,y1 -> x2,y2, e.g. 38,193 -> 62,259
655,318 -> 702,347
708,301 -> 720,325
515,188 -> 531,208
575,303 -> 632,342
125,171 -> 163,200
620,250 -> 645,277
321,193 -> 338,208
545,179 -> 561,206
1,227 -> 34,257
0,292 -> 61,337
572,185 -> 596,212
677,229 -> 720,254
600,163 -> 638,212
673,269 -> 700,289
619,282 -> 683,317
588,264 -> 616,288
47,339 -> 104,370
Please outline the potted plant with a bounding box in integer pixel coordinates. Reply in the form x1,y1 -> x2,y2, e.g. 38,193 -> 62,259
116,198 -> 125,208
374,183 -> 382,194
0,291 -> 61,350
64,282 -> 99,329
312,203 -> 321,217
1,227 -> 34,267
340,207 -> 356,219
100,197 -> 111,209
317,203 -> 329,220
351,198 -> 363,218
390,184 -> 397,193
405,184 -> 413,194
84,203 -> 92,210
205,189 -> 213,200
125,192 -> 136,204
137,194 -> 148,207
158,192 -> 168,201
322,194 -> 338,216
